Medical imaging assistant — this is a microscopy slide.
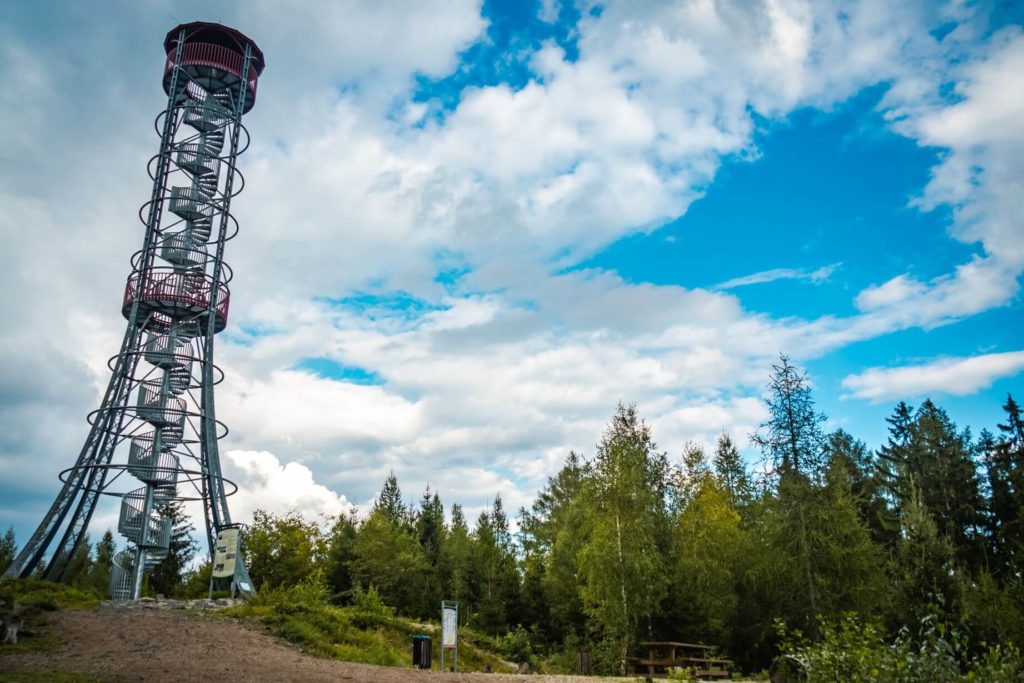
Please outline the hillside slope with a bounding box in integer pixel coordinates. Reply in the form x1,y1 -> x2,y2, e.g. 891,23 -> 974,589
0,607 -> 633,682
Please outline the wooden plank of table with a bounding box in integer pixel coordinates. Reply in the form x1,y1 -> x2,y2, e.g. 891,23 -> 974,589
640,641 -> 715,650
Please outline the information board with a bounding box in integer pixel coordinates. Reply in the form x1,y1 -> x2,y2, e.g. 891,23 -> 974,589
212,527 -> 240,578
442,602 -> 458,648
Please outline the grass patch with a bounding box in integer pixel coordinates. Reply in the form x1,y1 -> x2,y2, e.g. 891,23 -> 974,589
224,583 -> 513,673
0,578 -> 100,657
0,578 -> 100,611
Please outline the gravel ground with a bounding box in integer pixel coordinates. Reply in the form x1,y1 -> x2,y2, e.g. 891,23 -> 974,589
0,608 -> 641,683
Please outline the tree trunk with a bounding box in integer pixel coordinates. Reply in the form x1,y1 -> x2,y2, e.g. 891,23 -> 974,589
796,498 -> 818,637
616,512 -> 629,675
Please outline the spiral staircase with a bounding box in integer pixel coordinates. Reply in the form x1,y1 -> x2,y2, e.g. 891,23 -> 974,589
111,89 -> 236,600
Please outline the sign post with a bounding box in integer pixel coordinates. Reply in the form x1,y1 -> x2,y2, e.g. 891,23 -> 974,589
440,600 -> 458,672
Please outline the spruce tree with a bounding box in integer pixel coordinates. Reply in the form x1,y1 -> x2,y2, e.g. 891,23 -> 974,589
85,530 -> 116,597
825,429 -> 892,546
891,485 -> 962,628
444,504 -> 474,617
712,433 -> 751,508
376,472 -> 408,529
920,401 -> 983,567
471,508 -> 504,632
880,400 -> 984,570
752,355 -> 827,635
415,488 -> 446,613
149,500 -> 198,597
63,535 -> 94,588
985,394 -> 1024,577
0,526 -> 15,575
811,457 -> 886,618
325,511 -> 357,598
751,355 -> 827,480
521,451 -> 588,642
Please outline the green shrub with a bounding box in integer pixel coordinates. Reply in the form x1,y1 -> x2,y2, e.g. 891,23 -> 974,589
499,624 -> 533,664
777,612 -> 1022,682
0,578 -> 100,611
667,665 -> 697,682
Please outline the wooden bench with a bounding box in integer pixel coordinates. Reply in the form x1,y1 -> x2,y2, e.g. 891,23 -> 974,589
627,642 -> 733,679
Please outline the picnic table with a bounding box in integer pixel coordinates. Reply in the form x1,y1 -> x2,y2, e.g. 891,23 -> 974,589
626,641 -> 733,679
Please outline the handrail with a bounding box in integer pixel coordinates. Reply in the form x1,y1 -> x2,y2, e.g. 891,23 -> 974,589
123,269 -> 230,329
164,42 -> 259,96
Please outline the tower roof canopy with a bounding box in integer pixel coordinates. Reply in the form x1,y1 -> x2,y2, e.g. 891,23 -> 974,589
164,21 -> 265,76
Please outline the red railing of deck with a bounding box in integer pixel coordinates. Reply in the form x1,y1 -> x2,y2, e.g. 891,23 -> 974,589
123,270 -> 229,328
164,42 -> 259,97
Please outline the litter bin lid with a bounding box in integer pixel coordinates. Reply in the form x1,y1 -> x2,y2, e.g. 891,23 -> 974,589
414,635 -> 431,640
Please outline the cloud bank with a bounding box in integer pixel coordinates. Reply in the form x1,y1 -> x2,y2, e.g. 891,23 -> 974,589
1,1 -> 1021,540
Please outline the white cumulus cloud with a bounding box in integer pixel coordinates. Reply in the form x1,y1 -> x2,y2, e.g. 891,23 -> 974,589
842,351 -> 1024,402
224,450 -> 355,521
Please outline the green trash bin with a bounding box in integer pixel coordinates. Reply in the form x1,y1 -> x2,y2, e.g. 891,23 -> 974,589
413,634 -> 432,669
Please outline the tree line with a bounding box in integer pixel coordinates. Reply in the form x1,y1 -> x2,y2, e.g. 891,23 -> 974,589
2,355 -> 1021,674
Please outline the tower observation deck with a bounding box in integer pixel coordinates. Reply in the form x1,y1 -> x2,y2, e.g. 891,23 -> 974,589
4,22 -> 266,600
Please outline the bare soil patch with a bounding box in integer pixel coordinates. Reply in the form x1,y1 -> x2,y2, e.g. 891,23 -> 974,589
0,608 -> 631,682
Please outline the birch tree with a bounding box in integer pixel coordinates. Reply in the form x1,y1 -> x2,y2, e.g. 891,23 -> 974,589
577,404 -> 670,674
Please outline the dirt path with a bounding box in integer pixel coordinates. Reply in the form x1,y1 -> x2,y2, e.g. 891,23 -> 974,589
0,608 -> 637,682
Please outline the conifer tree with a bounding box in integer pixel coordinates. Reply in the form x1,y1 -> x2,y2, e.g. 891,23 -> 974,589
984,394 -> 1024,576
85,530 -> 116,597
713,433 -> 751,508
467,498 -> 520,634
0,526 -> 15,575
891,485 -> 962,627
325,511 -> 357,597
875,401 -> 919,541
825,428 -> 891,546
63,535 -> 94,587
415,488 -> 446,612
878,401 -> 984,569
752,355 -> 827,634
810,457 -> 886,618
149,500 -> 198,597
521,451 -> 588,642
490,495 -> 522,624
444,503 -> 474,616
376,471 -> 408,529
751,355 -> 827,480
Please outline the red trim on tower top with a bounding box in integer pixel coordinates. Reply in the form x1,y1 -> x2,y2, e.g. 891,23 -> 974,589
164,22 -> 265,76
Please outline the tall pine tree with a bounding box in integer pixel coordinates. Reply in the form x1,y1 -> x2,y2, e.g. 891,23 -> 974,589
752,355 -> 827,634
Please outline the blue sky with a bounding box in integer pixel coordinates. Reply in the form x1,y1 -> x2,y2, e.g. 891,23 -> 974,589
0,0 -> 1022,546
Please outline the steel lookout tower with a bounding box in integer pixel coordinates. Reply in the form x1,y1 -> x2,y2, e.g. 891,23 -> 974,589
4,22 -> 266,600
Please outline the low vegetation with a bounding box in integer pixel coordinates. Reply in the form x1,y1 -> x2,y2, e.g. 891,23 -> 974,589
777,611 -> 1021,681
224,577 -> 515,673
0,578 -> 99,656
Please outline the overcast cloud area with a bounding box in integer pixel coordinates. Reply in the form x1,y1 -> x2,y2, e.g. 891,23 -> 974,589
1,1 -> 1022,545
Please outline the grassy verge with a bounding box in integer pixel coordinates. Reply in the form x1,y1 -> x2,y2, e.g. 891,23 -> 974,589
0,579 -> 105,681
224,583 -> 514,673
0,578 -> 100,656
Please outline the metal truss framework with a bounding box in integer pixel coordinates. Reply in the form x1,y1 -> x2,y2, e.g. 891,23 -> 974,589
4,23 -> 266,600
